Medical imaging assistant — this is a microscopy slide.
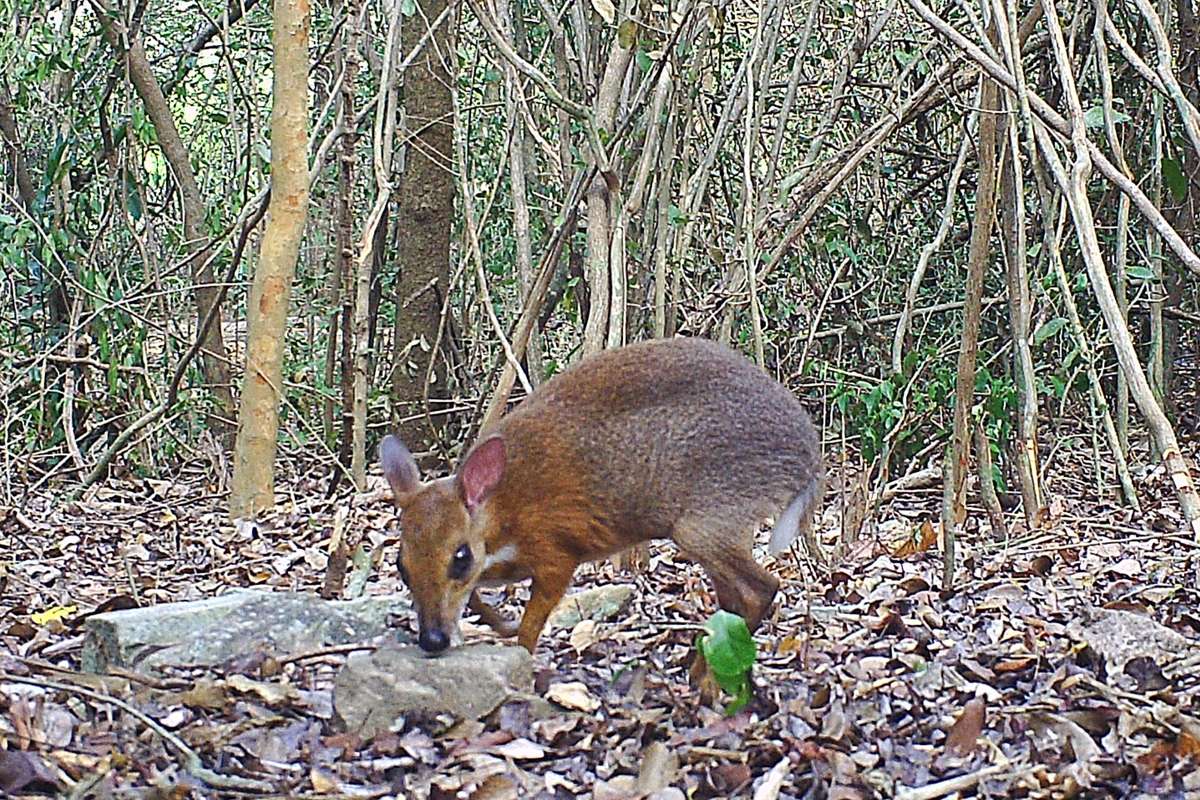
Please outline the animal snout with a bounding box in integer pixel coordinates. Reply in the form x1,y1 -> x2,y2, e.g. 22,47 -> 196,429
418,626 -> 450,654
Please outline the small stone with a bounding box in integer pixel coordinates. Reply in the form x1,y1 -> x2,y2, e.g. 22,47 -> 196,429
333,644 -> 532,735
1068,607 -> 1193,676
547,584 -> 636,629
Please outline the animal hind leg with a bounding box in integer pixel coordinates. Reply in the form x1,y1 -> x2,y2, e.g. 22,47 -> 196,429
673,518 -> 780,631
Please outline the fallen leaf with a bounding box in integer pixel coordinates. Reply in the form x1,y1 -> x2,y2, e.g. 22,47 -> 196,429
227,674 -> 298,705
1108,557 -> 1142,577
490,737 -> 545,760
31,604 -> 77,625
569,619 -> 600,653
178,679 -> 230,710
0,751 -> 58,795
636,741 -> 678,794
546,681 -> 600,712
752,757 -> 791,800
590,0 -> 615,24
945,697 -> 986,756
310,766 -> 339,792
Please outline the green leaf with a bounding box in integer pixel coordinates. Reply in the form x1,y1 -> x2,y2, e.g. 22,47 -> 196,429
123,173 -> 142,221
1163,158 -> 1187,202
1033,317 -> 1067,346
697,610 -> 756,694
1084,105 -> 1131,129
1126,265 -> 1156,281
697,610 -> 756,715
636,49 -> 652,73
400,0 -> 416,16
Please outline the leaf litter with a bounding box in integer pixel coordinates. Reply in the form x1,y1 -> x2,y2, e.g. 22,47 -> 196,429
3,435 -> 1200,798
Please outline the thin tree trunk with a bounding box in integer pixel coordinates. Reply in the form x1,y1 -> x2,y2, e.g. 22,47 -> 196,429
502,0 -> 543,384
582,32 -> 634,357
335,0 -> 362,472
652,102 -> 676,339
1093,0 -> 1135,480
998,110 -> 1044,527
229,0 -> 310,518
942,73 -> 1002,588
1036,0 -> 1200,538
1148,30 -> 1167,431
975,419 -> 1007,539
0,85 -> 36,212
1040,195 -> 1141,513
354,0 -> 402,489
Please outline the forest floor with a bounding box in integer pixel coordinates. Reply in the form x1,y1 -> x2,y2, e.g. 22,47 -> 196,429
3,413 -> 1200,799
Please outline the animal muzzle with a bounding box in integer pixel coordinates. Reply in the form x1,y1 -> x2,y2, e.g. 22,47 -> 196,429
418,625 -> 450,654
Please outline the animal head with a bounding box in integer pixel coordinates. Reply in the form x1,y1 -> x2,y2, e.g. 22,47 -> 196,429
378,434 -> 506,654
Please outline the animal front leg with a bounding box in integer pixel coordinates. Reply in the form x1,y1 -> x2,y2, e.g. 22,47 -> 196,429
468,590 -> 518,638
516,567 -> 574,653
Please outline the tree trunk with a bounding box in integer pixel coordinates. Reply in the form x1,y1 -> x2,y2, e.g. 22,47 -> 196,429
581,33 -> 634,357
229,0 -> 311,518
95,2 -> 236,431
1036,0 -> 1200,538
998,110 -> 1044,526
0,85 -> 36,212
335,0 -> 362,477
390,0 -> 456,461
502,0 -> 543,385
942,73 -> 1002,587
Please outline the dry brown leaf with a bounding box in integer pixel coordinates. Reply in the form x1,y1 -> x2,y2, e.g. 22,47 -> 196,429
569,619 -> 600,653
178,679 -> 230,710
893,520 -> 938,557
546,681 -> 600,712
469,773 -> 521,800
226,674 -> 298,705
489,737 -> 545,760
590,0 -> 615,24
310,766 -> 339,793
944,697 -> 986,756
636,741 -> 679,794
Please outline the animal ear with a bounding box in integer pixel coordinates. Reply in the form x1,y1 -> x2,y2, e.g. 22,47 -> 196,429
457,435 -> 506,513
379,435 -> 421,505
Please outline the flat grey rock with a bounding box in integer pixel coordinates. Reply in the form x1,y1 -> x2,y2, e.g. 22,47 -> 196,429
547,583 -> 636,629
333,644 -> 532,734
81,590 -> 410,674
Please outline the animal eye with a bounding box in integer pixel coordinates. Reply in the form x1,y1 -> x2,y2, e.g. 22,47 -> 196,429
449,544 -> 472,580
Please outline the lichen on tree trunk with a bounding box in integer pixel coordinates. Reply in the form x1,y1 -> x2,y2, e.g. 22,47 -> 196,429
229,0 -> 311,519
391,0 -> 456,461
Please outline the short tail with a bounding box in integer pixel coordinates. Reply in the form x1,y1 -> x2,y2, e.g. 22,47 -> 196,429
768,478 -> 823,556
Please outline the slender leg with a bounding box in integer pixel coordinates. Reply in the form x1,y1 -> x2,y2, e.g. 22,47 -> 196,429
468,590 -> 518,638
516,567 -> 574,653
673,519 -> 780,631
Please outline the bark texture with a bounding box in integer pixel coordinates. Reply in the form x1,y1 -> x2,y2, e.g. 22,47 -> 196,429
942,73 -> 1002,586
229,0 -> 311,518
391,0 -> 456,459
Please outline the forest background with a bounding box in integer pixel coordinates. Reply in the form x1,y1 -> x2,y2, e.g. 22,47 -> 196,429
2,0 -> 1199,541
2,0 -> 1200,793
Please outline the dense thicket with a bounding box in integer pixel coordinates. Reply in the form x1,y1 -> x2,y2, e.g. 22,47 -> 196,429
2,0 -> 1197,540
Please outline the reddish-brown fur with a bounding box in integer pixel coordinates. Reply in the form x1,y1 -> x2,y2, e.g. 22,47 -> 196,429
380,337 -> 824,654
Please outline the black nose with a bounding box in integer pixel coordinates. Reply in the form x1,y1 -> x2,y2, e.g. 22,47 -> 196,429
418,627 -> 450,653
